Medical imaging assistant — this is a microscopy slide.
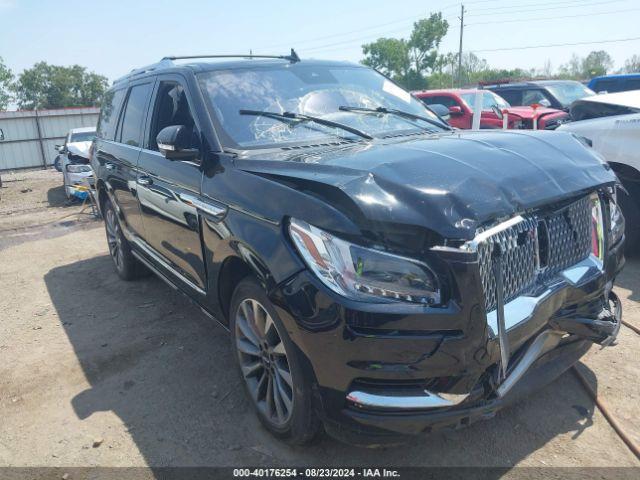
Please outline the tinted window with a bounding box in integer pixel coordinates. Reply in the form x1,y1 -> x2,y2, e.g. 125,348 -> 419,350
119,83 -> 153,147
593,80 -> 619,93
495,89 -> 522,106
148,82 -> 199,151
626,79 -> 640,90
421,95 -> 460,108
97,89 -> 125,140
522,89 -> 552,107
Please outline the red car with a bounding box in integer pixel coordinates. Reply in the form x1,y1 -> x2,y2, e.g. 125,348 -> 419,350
413,89 -> 569,130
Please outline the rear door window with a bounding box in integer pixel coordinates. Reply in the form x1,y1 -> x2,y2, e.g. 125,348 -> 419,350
118,83 -> 153,147
421,95 -> 460,108
97,88 -> 126,140
494,89 -> 522,106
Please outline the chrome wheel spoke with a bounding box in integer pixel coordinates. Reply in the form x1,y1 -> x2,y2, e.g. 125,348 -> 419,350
276,365 -> 293,388
235,297 -> 294,427
236,337 -> 260,357
241,361 -> 262,378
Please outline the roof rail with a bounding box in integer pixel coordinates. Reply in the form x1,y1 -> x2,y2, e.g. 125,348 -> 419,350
162,48 -> 301,64
113,49 -> 301,85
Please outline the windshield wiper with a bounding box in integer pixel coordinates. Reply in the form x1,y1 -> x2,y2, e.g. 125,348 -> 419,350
338,105 -> 453,131
239,109 -> 373,140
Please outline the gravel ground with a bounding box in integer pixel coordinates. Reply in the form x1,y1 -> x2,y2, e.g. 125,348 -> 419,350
0,169 -> 638,473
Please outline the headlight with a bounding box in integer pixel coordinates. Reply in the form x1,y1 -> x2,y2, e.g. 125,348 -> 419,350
608,190 -> 625,247
66,164 -> 92,173
289,218 -> 440,304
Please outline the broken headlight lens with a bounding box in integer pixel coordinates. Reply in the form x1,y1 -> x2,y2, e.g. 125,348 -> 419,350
289,218 -> 440,304
609,191 -> 625,247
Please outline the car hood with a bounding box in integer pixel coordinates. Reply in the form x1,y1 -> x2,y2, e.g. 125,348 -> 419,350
505,106 -> 567,119
235,130 -> 616,240
67,141 -> 91,159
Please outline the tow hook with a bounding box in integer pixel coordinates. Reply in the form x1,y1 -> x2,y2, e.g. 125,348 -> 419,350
549,291 -> 622,346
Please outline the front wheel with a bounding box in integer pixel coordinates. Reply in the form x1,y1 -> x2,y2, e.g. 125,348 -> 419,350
230,277 -> 321,445
103,197 -> 148,280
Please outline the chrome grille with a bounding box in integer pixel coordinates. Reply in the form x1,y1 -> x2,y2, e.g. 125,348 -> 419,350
478,195 -> 593,312
478,217 -> 538,313
540,195 -> 592,278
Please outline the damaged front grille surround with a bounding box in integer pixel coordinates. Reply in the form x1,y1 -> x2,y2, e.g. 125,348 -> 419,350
467,195 -> 600,314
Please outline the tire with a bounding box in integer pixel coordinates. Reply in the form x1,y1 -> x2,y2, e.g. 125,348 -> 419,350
54,156 -> 62,172
103,197 -> 148,280
618,183 -> 640,257
230,276 -> 321,445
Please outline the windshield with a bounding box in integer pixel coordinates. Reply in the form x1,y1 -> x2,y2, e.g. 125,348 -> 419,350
545,82 -> 595,108
460,91 -> 510,110
69,131 -> 96,143
198,64 -> 445,149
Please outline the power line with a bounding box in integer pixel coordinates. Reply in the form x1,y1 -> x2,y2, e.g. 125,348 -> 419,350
467,0 -> 627,13
467,7 -> 640,27
470,36 -> 640,53
467,0 -> 629,17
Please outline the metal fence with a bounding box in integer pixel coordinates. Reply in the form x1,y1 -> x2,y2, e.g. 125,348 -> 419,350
0,107 -> 100,171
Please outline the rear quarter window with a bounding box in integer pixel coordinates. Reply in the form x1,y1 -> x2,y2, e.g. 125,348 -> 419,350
97,88 -> 126,140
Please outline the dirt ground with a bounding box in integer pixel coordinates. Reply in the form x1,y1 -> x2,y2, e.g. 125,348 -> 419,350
0,169 -> 639,472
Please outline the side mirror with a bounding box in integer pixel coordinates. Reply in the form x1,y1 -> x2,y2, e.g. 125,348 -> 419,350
0,128 -> 4,141
427,103 -> 451,121
491,105 -> 504,120
448,105 -> 463,116
156,125 -> 199,161
55,144 -> 64,152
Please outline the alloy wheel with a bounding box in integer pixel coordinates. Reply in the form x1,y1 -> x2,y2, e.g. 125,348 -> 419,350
235,298 -> 294,426
105,208 -> 124,271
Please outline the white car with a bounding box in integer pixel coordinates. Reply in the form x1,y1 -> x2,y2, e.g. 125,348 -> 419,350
55,127 -> 96,200
558,90 -> 640,252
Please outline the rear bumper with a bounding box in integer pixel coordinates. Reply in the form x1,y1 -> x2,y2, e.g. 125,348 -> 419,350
273,235 -> 624,442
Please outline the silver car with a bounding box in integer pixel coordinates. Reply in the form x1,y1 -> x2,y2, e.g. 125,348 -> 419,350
55,127 -> 96,200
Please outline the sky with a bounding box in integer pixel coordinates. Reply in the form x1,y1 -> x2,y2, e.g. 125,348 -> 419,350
1,0 -> 639,84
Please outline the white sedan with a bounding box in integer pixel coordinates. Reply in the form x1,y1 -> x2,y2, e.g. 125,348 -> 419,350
55,127 -> 96,200
559,91 -> 640,252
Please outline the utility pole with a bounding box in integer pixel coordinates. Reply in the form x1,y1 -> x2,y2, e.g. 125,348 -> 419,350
457,4 -> 465,87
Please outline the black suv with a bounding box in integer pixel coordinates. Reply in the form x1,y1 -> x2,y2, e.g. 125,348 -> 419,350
483,80 -> 595,111
92,54 -> 624,445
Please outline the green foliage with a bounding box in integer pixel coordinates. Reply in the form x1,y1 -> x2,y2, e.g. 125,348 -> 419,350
621,54 -> 640,74
12,62 -> 109,109
0,56 -> 13,110
559,51 -> 613,79
362,12 -> 448,90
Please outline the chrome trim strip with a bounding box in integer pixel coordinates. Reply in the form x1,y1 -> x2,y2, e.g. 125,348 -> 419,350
178,192 -> 227,220
132,236 -> 206,295
496,330 -> 563,398
485,255 -> 604,336
462,215 -> 526,252
346,390 -> 469,410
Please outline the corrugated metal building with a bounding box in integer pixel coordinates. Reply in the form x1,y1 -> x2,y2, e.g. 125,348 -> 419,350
0,107 -> 100,171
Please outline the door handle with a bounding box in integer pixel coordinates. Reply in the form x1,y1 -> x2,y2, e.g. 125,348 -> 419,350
137,175 -> 153,186
105,162 -> 115,170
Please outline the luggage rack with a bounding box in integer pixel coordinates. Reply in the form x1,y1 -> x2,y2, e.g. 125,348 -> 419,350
115,49 -> 300,84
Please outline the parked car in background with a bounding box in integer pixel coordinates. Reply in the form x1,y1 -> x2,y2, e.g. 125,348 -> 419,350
92,54 -> 623,445
588,73 -> 640,94
413,89 -> 569,130
483,80 -> 595,111
55,126 -> 96,199
558,90 -> 640,253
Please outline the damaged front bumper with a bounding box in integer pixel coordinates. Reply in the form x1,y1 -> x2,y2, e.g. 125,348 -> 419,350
275,233 -> 624,443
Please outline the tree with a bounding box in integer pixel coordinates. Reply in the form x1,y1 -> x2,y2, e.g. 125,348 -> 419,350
12,62 -> 109,109
582,50 -> 613,77
559,53 -> 583,79
0,56 -> 13,111
362,12 -> 448,89
362,38 -> 410,79
622,54 -> 640,73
